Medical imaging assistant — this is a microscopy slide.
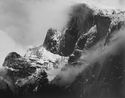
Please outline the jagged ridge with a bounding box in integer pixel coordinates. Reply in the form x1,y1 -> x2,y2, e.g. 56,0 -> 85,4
0,2 -> 125,98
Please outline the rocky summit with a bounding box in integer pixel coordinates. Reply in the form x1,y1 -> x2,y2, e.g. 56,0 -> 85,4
0,2 -> 125,98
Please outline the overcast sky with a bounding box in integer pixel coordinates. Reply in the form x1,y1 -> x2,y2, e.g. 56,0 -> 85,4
0,0 -> 71,47
0,0 -> 125,66
0,0 -> 125,47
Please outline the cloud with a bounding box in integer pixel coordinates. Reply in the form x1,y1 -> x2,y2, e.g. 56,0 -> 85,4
0,0 -> 73,47
0,30 -> 24,67
52,26 -> 125,86
0,0 -> 30,46
0,0 -> 125,69
0,0 -> 124,47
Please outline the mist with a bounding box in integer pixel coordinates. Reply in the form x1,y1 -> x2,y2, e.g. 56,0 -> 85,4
0,30 -> 24,67
0,0 -> 125,81
0,0 -> 73,47
0,0 -> 125,47
53,28 -> 125,86
0,0 -> 75,66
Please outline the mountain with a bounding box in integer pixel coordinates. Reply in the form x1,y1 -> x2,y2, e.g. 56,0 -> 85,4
0,2 -> 125,98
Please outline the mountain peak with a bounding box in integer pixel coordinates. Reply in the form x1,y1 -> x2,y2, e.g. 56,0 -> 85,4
0,2 -> 125,98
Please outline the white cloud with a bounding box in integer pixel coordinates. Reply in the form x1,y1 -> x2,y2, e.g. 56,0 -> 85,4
0,30 -> 24,67
0,0 -> 124,66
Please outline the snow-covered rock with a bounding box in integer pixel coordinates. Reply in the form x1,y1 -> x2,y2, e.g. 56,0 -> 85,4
0,2 -> 125,98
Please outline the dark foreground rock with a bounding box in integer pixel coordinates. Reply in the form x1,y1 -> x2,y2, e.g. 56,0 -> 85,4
0,2 -> 125,98
68,43 -> 125,98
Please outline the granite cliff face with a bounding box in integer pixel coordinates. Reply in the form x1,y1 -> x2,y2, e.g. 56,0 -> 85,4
0,2 -> 125,98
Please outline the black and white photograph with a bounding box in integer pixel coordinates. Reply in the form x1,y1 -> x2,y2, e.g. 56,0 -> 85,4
0,0 -> 125,98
